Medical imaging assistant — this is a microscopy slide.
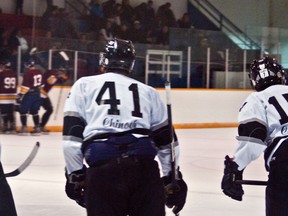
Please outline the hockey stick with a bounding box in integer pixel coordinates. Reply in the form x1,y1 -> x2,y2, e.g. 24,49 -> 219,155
53,84 -> 63,120
5,142 -> 40,177
165,81 -> 180,191
235,179 -> 268,186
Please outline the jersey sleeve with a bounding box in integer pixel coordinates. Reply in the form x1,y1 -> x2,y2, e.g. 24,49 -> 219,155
62,80 -> 87,174
233,93 -> 267,170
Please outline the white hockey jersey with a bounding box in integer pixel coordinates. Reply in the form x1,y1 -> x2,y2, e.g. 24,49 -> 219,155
234,84 -> 288,170
62,72 -> 179,175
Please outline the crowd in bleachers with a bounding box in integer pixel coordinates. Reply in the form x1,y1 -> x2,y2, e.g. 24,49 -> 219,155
0,0 -> 195,64
36,0 -> 194,46
0,0 -> 197,82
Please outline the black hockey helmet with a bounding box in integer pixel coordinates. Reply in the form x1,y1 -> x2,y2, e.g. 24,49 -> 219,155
24,58 -> 36,68
103,38 -> 136,72
249,56 -> 286,91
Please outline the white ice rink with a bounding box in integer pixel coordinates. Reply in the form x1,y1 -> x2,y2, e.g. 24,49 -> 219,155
1,128 -> 268,216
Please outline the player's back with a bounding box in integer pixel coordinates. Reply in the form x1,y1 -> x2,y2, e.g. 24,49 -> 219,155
0,69 -> 17,94
22,68 -> 43,89
72,72 -> 166,139
244,84 -> 288,142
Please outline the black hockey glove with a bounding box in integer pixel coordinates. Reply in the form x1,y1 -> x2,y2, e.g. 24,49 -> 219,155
162,168 -> 188,215
65,166 -> 86,208
221,155 -> 244,201
16,93 -> 24,104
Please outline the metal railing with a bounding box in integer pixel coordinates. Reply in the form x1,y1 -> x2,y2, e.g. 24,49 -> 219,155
189,0 -> 261,50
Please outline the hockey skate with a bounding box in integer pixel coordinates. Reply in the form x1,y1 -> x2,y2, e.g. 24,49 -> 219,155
30,126 -> 41,136
17,126 -> 29,136
1,124 -> 9,134
3,124 -> 16,134
40,126 -> 50,135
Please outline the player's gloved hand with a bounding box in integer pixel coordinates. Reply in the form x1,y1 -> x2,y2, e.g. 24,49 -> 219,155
65,166 -> 86,208
58,74 -> 68,83
221,155 -> 244,201
16,93 -> 24,104
162,168 -> 188,215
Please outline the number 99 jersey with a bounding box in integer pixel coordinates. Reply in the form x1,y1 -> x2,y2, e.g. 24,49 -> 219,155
233,84 -> 288,171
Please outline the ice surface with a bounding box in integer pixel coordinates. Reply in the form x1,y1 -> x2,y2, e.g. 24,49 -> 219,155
0,128 -> 267,216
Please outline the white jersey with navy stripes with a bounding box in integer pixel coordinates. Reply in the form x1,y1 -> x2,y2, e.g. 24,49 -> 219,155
62,72 -> 179,175
234,84 -> 288,170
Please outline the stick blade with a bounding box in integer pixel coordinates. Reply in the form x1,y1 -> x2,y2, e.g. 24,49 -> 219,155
5,142 -> 40,177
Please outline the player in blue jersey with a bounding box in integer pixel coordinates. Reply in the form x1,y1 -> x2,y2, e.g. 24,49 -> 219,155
62,39 -> 187,216
221,56 -> 288,216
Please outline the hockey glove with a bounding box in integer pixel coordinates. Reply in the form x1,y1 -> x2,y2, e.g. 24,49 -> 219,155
221,155 -> 244,201
162,168 -> 188,215
16,93 -> 24,104
65,166 -> 86,208
57,74 -> 68,84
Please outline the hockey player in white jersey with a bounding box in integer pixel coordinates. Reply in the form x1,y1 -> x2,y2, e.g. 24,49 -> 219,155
0,144 -> 18,216
221,56 -> 288,215
62,38 -> 187,216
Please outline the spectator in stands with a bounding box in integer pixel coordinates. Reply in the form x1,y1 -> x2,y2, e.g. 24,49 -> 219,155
99,19 -> 115,41
144,0 -> 156,31
78,33 -> 91,51
102,0 -> 117,19
115,23 -> 129,40
177,12 -> 193,28
134,2 -> 147,25
106,3 -> 122,27
15,0 -> 24,15
46,0 -> 53,9
119,0 -> 134,26
128,20 -> 147,44
39,5 -> 59,31
37,30 -> 53,52
7,28 -> 29,71
146,29 -> 156,44
52,8 -> 79,39
7,28 -> 22,53
133,1 -> 155,32
88,0 -> 105,31
89,0 -> 104,17
96,32 -> 106,42
0,28 -> 9,60
16,29 -> 29,55
155,24 -> 169,46
46,0 -> 54,11
156,2 -> 177,27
